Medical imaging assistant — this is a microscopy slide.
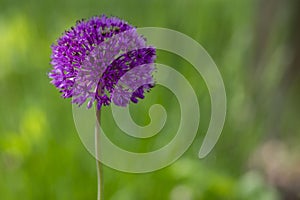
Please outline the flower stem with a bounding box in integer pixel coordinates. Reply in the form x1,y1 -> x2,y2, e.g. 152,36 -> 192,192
95,108 -> 104,200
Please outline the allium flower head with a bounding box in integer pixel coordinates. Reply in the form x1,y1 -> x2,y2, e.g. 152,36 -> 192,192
49,15 -> 156,109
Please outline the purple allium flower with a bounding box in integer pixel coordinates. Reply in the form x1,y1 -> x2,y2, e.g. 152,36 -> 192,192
49,15 -> 156,109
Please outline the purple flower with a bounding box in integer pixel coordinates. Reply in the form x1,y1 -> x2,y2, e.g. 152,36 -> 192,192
49,15 -> 156,109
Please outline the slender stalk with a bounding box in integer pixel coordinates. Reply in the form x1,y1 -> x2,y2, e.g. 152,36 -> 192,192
95,108 -> 104,200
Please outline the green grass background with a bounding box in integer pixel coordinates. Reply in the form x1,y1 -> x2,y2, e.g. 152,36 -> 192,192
0,0 -> 299,199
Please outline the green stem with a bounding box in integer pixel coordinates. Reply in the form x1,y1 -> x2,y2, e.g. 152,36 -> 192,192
95,108 -> 104,200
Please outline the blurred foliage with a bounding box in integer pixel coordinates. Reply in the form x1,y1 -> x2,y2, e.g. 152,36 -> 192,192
0,0 -> 299,199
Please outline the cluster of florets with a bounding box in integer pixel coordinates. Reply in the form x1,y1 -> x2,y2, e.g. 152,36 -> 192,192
49,15 -> 156,109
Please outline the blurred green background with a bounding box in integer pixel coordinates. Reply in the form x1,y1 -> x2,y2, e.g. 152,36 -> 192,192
0,0 -> 299,199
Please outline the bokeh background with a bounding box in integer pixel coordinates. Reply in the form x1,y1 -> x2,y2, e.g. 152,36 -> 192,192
0,0 -> 299,199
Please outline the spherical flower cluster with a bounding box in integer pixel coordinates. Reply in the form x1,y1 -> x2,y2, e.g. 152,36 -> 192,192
49,15 -> 156,109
